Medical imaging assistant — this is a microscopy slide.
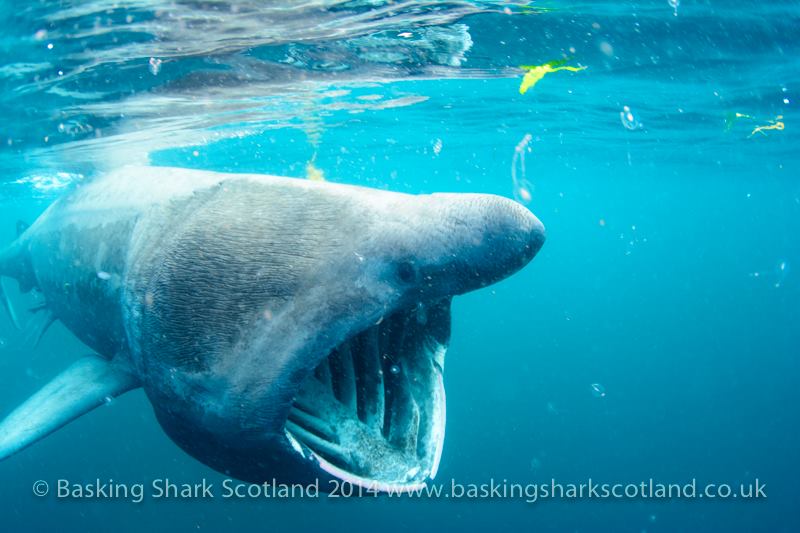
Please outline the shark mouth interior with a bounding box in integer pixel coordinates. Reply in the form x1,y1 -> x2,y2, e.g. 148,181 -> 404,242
285,299 -> 451,490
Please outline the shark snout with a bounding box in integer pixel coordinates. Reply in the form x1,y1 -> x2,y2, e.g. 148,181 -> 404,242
423,193 -> 545,295
474,194 -> 545,278
495,195 -> 546,264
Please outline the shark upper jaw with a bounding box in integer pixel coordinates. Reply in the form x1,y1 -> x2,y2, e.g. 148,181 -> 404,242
282,298 -> 450,492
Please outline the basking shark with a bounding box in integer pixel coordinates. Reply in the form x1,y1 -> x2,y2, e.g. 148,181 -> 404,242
0,166 -> 544,491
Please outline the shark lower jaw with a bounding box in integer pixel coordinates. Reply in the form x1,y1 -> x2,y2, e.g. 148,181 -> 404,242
284,301 -> 449,491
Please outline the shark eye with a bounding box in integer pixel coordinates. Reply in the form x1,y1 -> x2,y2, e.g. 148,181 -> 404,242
395,260 -> 418,284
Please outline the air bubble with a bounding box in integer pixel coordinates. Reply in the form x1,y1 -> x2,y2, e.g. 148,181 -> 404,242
511,133 -> 534,205
620,105 -> 643,130
514,181 -> 533,204
775,260 -> 789,288
148,57 -> 162,76
668,0 -> 679,16
389,364 -> 401,375
591,383 -> 606,398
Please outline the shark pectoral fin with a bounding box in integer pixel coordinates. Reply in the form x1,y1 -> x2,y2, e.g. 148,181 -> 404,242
0,277 -> 21,329
30,310 -> 57,349
0,355 -> 140,460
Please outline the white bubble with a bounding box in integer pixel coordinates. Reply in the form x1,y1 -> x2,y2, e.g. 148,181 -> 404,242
775,260 -> 789,288
620,105 -> 643,130
514,180 -> 533,204
668,0 -> 679,16
591,383 -> 606,398
389,364 -> 401,375
511,133 -> 534,205
148,57 -> 162,76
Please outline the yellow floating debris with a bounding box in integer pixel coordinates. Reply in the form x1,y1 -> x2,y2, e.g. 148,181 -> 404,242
726,111 -> 785,138
749,115 -> 784,138
518,59 -> 586,95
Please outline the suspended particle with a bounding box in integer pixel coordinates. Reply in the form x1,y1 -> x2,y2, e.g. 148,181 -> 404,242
415,302 -> 428,325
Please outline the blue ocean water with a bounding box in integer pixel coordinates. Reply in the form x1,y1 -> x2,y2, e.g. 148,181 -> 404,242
0,1 -> 798,531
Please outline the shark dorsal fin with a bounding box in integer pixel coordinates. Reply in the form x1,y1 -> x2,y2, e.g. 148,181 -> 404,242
0,355 -> 139,460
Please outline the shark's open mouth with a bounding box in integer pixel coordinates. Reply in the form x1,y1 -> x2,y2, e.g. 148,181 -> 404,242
285,299 -> 450,490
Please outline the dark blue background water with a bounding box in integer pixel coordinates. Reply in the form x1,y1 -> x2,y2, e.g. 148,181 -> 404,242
1,1 -> 798,531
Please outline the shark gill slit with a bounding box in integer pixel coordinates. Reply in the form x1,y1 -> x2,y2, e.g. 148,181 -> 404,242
287,306 -> 433,479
